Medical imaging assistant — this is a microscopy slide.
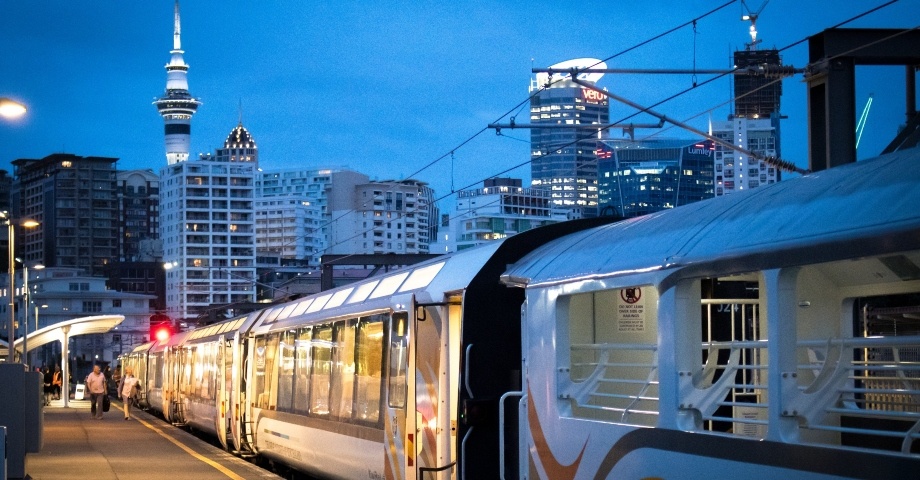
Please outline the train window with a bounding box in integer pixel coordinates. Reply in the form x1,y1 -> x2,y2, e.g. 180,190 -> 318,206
398,261 -> 445,292
370,272 -> 410,299
331,319 -> 357,419
152,354 -> 162,388
307,294 -> 332,313
254,333 -> 280,410
325,287 -> 355,310
355,315 -> 385,424
388,312 -> 409,409
263,306 -> 284,324
276,303 -> 299,322
562,286 -> 660,426
290,298 -> 314,317
310,326 -> 333,415
182,348 -> 194,397
347,280 -> 379,304
277,330 -> 297,412
292,327 -> 313,414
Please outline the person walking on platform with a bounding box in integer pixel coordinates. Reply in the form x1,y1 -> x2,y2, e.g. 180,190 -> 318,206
42,366 -> 54,406
118,367 -> 139,420
52,365 -> 63,400
85,364 -> 107,419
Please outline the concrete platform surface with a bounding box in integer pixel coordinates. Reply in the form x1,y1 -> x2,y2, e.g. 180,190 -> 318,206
25,401 -> 280,480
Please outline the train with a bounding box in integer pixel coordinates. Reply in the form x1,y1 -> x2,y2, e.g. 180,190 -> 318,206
120,148 -> 920,479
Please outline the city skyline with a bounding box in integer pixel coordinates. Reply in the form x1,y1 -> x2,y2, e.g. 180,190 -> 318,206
1,1 -> 916,207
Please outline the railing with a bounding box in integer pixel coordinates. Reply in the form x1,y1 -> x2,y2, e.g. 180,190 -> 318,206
566,343 -> 659,426
792,336 -> 920,454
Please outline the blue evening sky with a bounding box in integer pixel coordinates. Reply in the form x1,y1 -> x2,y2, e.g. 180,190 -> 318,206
1,1 -> 916,207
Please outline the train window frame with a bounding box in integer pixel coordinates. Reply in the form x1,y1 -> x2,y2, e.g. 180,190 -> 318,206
277,329 -> 297,412
387,312 -> 409,409
354,315 -> 386,425
254,333 -> 281,410
330,319 -> 358,420
560,285 -> 660,426
310,325 -> 334,415
292,326 -> 313,415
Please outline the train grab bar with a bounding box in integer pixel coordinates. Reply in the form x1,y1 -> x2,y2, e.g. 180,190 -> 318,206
499,390 -> 524,480
419,461 -> 457,474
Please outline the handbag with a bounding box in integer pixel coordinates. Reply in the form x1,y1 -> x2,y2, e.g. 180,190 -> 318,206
102,394 -> 111,412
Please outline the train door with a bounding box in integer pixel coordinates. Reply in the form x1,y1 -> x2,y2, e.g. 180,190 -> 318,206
216,334 -> 229,450
414,301 -> 460,479
229,331 -> 244,453
385,309 -> 415,480
385,298 -> 460,480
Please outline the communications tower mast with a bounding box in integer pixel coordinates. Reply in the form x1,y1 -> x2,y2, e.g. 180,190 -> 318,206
154,0 -> 201,165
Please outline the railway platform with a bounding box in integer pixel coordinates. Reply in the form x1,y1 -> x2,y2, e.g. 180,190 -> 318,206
24,399 -> 280,480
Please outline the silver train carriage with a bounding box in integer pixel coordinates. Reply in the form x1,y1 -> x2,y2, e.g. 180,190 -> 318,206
501,149 -> 920,478
119,218 -> 613,479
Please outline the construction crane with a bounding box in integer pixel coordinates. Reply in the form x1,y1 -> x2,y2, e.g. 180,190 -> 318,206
856,94 -> 874,151
741,0 -> 770,48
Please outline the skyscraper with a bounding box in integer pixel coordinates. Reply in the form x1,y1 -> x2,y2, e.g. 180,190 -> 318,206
529,58 -> 609,219
12,153 -> 118,273
154,0 -> 200,165
597,139 -> 715,217
711,41 -> 783,196
160,123 -> 258,324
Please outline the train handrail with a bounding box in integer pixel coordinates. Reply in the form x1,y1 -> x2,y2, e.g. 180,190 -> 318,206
419,461 -> 457,475
460,426 -> 473,480
464,343 -> 474,398
499,390 -> 523,480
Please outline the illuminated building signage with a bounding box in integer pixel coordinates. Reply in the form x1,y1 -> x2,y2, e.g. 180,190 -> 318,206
686,141 -> 714,157
582,88 -> 607,103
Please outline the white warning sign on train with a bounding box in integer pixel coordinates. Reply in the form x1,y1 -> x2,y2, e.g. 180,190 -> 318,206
617,287 -> 646,332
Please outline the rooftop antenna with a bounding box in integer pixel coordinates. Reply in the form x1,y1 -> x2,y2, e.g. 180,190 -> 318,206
741,0 -> 769,49
238,99 -> 243,125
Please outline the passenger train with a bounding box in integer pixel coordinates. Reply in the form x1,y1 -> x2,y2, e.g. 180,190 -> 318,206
121,148 -> 920,479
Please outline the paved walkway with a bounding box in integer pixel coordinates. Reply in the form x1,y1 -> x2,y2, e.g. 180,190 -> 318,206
25,400 -> 280,480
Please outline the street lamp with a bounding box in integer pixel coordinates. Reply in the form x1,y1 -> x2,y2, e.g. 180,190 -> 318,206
34,303 -> 47,365
15,258 -> 44,366
3,212 -> 40,363
0,98 -> 27,120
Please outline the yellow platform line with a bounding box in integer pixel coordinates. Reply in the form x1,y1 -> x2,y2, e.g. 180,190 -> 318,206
135,416 -> 245,480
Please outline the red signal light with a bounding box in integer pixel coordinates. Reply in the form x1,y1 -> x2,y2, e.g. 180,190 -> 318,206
154,326 -> 171,342
150,314 -> 173,343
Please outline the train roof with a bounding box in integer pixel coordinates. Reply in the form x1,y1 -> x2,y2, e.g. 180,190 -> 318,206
254,217 -> 617,331
256,240 -> 505,328
183,313 -> 259,343
503,148 -> 920,288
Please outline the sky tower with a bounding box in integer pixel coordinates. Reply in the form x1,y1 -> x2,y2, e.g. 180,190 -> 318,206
154,0 -> 200,165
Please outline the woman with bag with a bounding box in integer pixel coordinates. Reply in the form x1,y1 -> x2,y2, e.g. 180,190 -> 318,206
118,367 -> 140,420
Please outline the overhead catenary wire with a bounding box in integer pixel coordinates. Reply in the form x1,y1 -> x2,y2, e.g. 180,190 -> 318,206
273,1 -> 906,265
272,1 -> 742,261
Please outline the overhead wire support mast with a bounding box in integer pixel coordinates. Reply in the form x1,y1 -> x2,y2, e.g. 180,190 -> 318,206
568,77 -> 807,175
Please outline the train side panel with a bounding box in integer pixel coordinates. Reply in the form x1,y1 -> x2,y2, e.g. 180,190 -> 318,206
508,151 -> 920,479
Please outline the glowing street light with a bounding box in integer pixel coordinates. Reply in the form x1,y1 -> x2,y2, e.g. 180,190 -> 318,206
16,259 -> 44,366
3,213 -> 40,363
0,98 -> 27,120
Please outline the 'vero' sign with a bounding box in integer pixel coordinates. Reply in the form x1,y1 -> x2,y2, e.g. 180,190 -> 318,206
582,88 -> 607,102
